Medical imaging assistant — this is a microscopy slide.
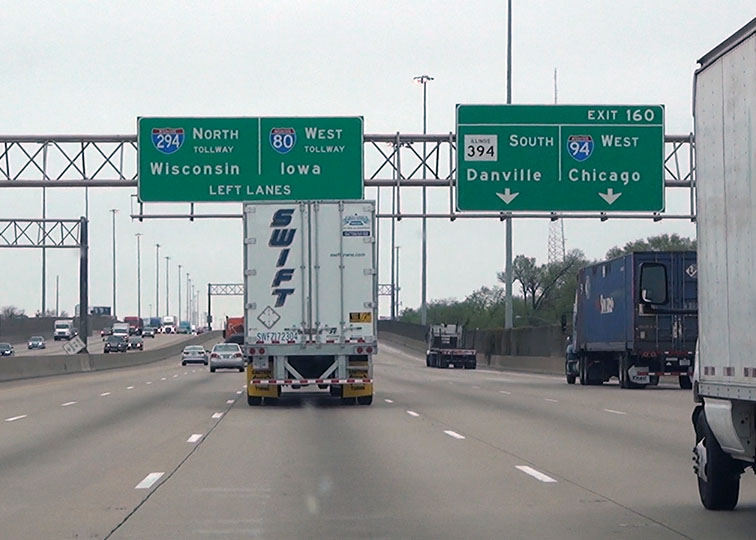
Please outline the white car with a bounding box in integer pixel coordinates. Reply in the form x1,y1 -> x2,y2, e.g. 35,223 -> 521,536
209,343 -> 244,373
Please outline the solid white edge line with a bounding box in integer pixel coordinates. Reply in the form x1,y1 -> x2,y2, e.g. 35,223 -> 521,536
444,430 -> 466,440
212,412 -> 223,419
100,392 -> 111,396
61,401 -> 77,407
406,410 -> 419,417
135,472 -> 164,489
604,408 -> 628,415
516,465 -> 557,483
187,434 -> 203,443
5,415 -> 28,422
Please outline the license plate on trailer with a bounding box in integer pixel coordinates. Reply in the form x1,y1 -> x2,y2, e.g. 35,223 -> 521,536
678,358 -> 690,366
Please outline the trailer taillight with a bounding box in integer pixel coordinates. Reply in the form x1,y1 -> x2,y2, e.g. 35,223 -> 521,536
366,346 -> 373,353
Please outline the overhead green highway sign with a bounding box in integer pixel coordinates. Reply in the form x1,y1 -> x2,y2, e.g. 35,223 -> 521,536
138,116 -> 363,202
456,104 -> 664,212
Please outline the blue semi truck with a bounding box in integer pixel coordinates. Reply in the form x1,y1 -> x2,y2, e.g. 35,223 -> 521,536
565,251 -> 697,389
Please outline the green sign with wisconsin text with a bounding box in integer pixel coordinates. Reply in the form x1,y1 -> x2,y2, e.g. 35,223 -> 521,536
138,117 -> 363,202
456,105 -> 664,211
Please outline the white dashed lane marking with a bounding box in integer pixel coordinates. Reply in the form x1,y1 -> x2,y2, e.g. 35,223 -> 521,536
226,400 -> 234,404
61,401 -> 77,407
126,386 -> 134,390
516,465 -> 557,483
604,409 -> 627,415
384,399 -> 394,404
212,412 -> 224,419
544,398 -> 558,403
100,392 -> 111,397
187,434 -> 203,443
5,415 -> 27,422
444,430 -> 466,440
406,411 -> 420,417
499,390 -> 511,395
135,472 -> 164,489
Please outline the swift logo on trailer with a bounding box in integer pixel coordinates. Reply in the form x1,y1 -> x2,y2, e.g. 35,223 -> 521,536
269,208 -> 296,307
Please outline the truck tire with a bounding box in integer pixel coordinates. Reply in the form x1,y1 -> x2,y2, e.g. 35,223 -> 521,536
329,385 -> 342,397
341,397 -> 356,405
357,395 -> 373,405
620,354 -> 644,389
426,354 -> 431,367
694,410 -> 741,510
679,374 -> 693,390
465,363 -> 476,370
247,395 -> 262,406
566,360 -> 576,384
579,357 -> 589,385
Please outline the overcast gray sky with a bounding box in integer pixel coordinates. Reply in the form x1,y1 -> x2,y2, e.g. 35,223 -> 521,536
0,1 -> 752,325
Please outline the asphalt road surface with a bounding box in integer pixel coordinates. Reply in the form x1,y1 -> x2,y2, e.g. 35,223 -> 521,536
1,339 -> 755,539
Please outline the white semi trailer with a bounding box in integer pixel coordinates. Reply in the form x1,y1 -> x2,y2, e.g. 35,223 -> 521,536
677,18 -> 756,510
243,201 -> 377,406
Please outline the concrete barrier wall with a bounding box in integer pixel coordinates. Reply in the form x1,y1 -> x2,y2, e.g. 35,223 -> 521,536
0,315 -> 114,344
378,321 -> 565,376
0,331 -> 222,383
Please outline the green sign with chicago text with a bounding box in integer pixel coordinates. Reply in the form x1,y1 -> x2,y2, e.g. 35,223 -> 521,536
138,116 -> 363,202
456,105 -> 664,211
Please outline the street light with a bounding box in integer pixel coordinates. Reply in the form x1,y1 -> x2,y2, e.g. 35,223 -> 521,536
155,243 -> 160,317
178,264 -> 182,324
135,233 -> 143,320
165,256 -> 171,317
110,209 -> 118,319
395,245 -> 401,317
504,0 -> 514,329
413,74 -> 433,326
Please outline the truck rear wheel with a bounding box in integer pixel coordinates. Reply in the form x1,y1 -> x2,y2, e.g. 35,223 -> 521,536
357,395 -> 373,405
566,360 -> 576,384
694,410 -> 741,510
247,395 -> 262,406
679,374 -> 693,390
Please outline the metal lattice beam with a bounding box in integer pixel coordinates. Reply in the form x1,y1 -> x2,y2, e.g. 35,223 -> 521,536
208,283 -> 244,296
0,219 -> 82,248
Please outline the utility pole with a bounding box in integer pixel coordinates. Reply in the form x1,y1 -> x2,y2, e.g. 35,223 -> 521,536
155,243 -> 160,317
504,0 -> 514,329
395,246 -> 401,316
178,264 -> 182,323
135,233 -> 143,320
110,209 -> 118,319
165,256 -> 170,317
55,275 -> 59,317
187,274 -> 191,322
414,74 -> 433,326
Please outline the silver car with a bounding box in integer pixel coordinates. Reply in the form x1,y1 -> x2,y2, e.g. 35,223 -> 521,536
27,336 -> 46,349
181,345 -> 208,366
209,343 -> 244,372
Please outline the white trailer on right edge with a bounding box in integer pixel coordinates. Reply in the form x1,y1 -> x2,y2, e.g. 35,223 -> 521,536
678,17 -> 756,510
243,200 -> 376,406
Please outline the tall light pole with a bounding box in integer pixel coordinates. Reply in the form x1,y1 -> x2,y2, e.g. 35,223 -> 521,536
110,209 -> 118,319
504,0 -> 514,329
165,256 -> 171,317
178,264 -> 182,323
414,74 -> 433,326
135,233 -> 143,320
186,272 -> 190,322
155,243 -> 160,317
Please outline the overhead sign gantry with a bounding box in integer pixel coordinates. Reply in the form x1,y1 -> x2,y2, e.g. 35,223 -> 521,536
137,116 -> 363,202
456,104 -> 665,212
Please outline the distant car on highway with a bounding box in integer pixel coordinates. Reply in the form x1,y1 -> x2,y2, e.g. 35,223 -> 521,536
181,345 -> 208,366
27,336 -> 46,350
0,343 -> 15,356
100,327 -> 113,340
142,327 -> 156,338
209,343 -> 244,372
128,336 -> 144,351
103,335 -> 128,353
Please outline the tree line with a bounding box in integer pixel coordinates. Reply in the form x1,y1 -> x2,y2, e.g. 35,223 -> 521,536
400,233 -> 695,329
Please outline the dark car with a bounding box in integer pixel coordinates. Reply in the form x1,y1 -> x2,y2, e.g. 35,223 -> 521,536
142,326 -> 156,338
128,336 -> 144,351
27,336 -> 46,350
103,335 -> 128,353
0,343 -> 14,356
100,327 -> 113,340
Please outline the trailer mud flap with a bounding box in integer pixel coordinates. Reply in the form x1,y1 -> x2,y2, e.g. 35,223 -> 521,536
628,365 -> 651,385
342,382 -> 373,398
247,370 -> 280,398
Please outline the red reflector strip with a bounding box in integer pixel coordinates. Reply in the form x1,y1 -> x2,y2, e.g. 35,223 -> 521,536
315,379 -> 324,383
299,379 -> 307,384
249,378 -> 372,385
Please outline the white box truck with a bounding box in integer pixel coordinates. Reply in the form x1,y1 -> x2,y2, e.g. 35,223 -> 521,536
161,316 -> 177,334
673,18 -> 756,510
53,319 -> 75,341
243,201 -> 376,406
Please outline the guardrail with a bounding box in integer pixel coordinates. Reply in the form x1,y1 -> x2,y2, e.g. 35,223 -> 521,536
0,331 -> 222,383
